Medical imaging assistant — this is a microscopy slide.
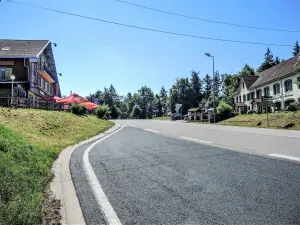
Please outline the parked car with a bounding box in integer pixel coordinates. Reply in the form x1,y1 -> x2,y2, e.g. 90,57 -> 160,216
171,113 -> 182,120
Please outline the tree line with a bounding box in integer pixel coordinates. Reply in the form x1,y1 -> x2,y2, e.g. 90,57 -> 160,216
87,41 -> 300,119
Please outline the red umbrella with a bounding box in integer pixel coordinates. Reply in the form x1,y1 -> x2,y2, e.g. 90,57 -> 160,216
57,93 -> 89,104
80,101 -> 99,109
41,96 -> 62,103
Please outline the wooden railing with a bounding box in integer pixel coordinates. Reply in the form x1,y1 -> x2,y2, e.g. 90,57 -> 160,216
0,97 -> 63,111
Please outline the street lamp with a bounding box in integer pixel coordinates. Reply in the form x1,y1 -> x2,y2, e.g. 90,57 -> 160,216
10,75 -> 16,106
205,53 -> 216,123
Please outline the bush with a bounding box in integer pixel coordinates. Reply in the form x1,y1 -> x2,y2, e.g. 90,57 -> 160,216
285,102 -> 298,112
217,102 -> 233,117
96,105 -> 109,119
71,104 -> 87,115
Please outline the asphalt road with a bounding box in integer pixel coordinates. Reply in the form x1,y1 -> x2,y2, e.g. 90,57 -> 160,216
115,119 -> 300,158
71,125 -> 300,225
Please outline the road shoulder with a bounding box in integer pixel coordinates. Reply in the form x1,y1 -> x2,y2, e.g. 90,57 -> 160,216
50,124 -> 120,225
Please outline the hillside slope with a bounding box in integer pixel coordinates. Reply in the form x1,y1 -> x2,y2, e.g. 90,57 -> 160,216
0,108 -> 114,224
219,111 -> 300,130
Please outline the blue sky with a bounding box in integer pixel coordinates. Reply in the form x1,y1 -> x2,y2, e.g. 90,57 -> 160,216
1,0 -> 299,97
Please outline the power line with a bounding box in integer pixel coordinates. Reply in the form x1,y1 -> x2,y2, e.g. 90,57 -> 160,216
115,0 -> 300,33
7,0 -> 293,47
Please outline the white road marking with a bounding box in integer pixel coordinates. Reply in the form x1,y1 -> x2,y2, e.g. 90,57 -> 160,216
268,154 -> 300,162
144,128 -> 159,133
180,136 -> 212,145
129,124 -> 136,127
83,125 -> 124,225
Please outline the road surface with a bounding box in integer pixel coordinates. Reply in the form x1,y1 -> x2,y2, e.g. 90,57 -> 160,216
70,121 -> 300,225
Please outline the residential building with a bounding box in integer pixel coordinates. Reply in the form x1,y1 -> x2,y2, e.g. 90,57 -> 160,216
0,40 -> 61,103
234,55 -> 300,113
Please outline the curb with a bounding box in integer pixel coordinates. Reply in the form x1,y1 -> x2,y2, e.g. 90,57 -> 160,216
50,124 -> 120,225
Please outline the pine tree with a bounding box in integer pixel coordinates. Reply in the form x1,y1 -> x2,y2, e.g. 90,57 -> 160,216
257,47 -> 275,72
212,71 -> 222,99
293,41 -> 300,56
202,74 -> 212,98
275,56 -> 281,65
239,64 -> 255,76
159,86 -> 168,112
190,70 -> 203,106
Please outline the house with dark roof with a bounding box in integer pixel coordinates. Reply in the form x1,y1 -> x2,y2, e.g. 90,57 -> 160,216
234,55 -> 300,113
0,39 -> 61,103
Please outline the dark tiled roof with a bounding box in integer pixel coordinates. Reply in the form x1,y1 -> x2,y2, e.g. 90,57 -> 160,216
242,75 -> 259,88
250,56 -> 300,89
0,40 -> 49,58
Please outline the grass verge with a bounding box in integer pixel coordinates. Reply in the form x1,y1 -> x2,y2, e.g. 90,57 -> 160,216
152,116 -> 171,120
218,111 -> 300,130
0,108 -> 114,224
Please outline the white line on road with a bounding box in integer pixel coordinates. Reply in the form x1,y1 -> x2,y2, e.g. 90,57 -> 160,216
180,136 -> 212,145
268,154 -> 300,162
83,125 -> 124,225
129,124 -> 136,127
144,128 -> 160,133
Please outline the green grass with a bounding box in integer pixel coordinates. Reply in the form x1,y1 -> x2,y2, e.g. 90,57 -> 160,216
152,116 -> 171,120
219,111 -> 300,130
0,108 -> 114,224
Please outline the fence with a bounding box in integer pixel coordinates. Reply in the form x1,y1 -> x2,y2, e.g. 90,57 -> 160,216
0,97 -> 63,111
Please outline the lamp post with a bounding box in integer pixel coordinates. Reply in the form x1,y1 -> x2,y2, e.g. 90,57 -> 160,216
10,75 -> 16,106
205,53 -> 216,123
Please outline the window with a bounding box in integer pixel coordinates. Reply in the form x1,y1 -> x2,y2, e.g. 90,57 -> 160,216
256,89 -> 261,98
264,86 -> 270,96
38,76 -> 41,87
236,96 -> 239,103
0,67 -> 12,80
41,78 -> 44,89
298,77 -> 300,89
284,79 -> 293,92
243,82 -> 245,89
46,82 -> 50,93
239,96 -> 241,102
0,67 -> 6,80
243,94 -> 246,102
247,93 -> 250,101
273,83 -> 280,95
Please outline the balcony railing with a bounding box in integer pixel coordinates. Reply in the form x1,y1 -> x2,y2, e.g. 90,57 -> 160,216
0,97 -> 63,110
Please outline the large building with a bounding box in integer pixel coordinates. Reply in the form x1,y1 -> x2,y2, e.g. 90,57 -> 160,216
234,55 -> 300,113
0,40 -> 61,103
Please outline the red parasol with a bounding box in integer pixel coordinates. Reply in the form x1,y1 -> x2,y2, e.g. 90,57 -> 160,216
57,93 -> 89,104
80,101 -> 99,109
41,96 -> 62,103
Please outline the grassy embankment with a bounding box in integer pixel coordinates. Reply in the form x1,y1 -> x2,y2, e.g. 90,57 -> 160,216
219,111 -> 300,130
0,108 -> 114,224
152,116 -> 171,120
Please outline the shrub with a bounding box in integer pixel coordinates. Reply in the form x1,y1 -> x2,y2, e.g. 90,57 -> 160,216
217,102 -> 233,117
285,102 -> 298,112
71,104 -> 87,115
96,105 -> 109,119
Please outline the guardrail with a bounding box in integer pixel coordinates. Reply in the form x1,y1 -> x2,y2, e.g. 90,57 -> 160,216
0,97 -> 63,111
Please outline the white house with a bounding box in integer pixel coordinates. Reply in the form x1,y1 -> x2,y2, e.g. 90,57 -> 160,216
234,55 -> 300,113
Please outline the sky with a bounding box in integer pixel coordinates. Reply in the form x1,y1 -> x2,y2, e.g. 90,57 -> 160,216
1,0 -> 299,97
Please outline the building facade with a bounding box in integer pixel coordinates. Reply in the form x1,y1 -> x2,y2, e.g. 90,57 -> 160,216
234,55 -> 300,113
0,40 -> 61,103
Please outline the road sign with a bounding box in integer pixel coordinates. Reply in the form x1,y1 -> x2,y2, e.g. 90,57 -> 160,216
262,96 -> 274,106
